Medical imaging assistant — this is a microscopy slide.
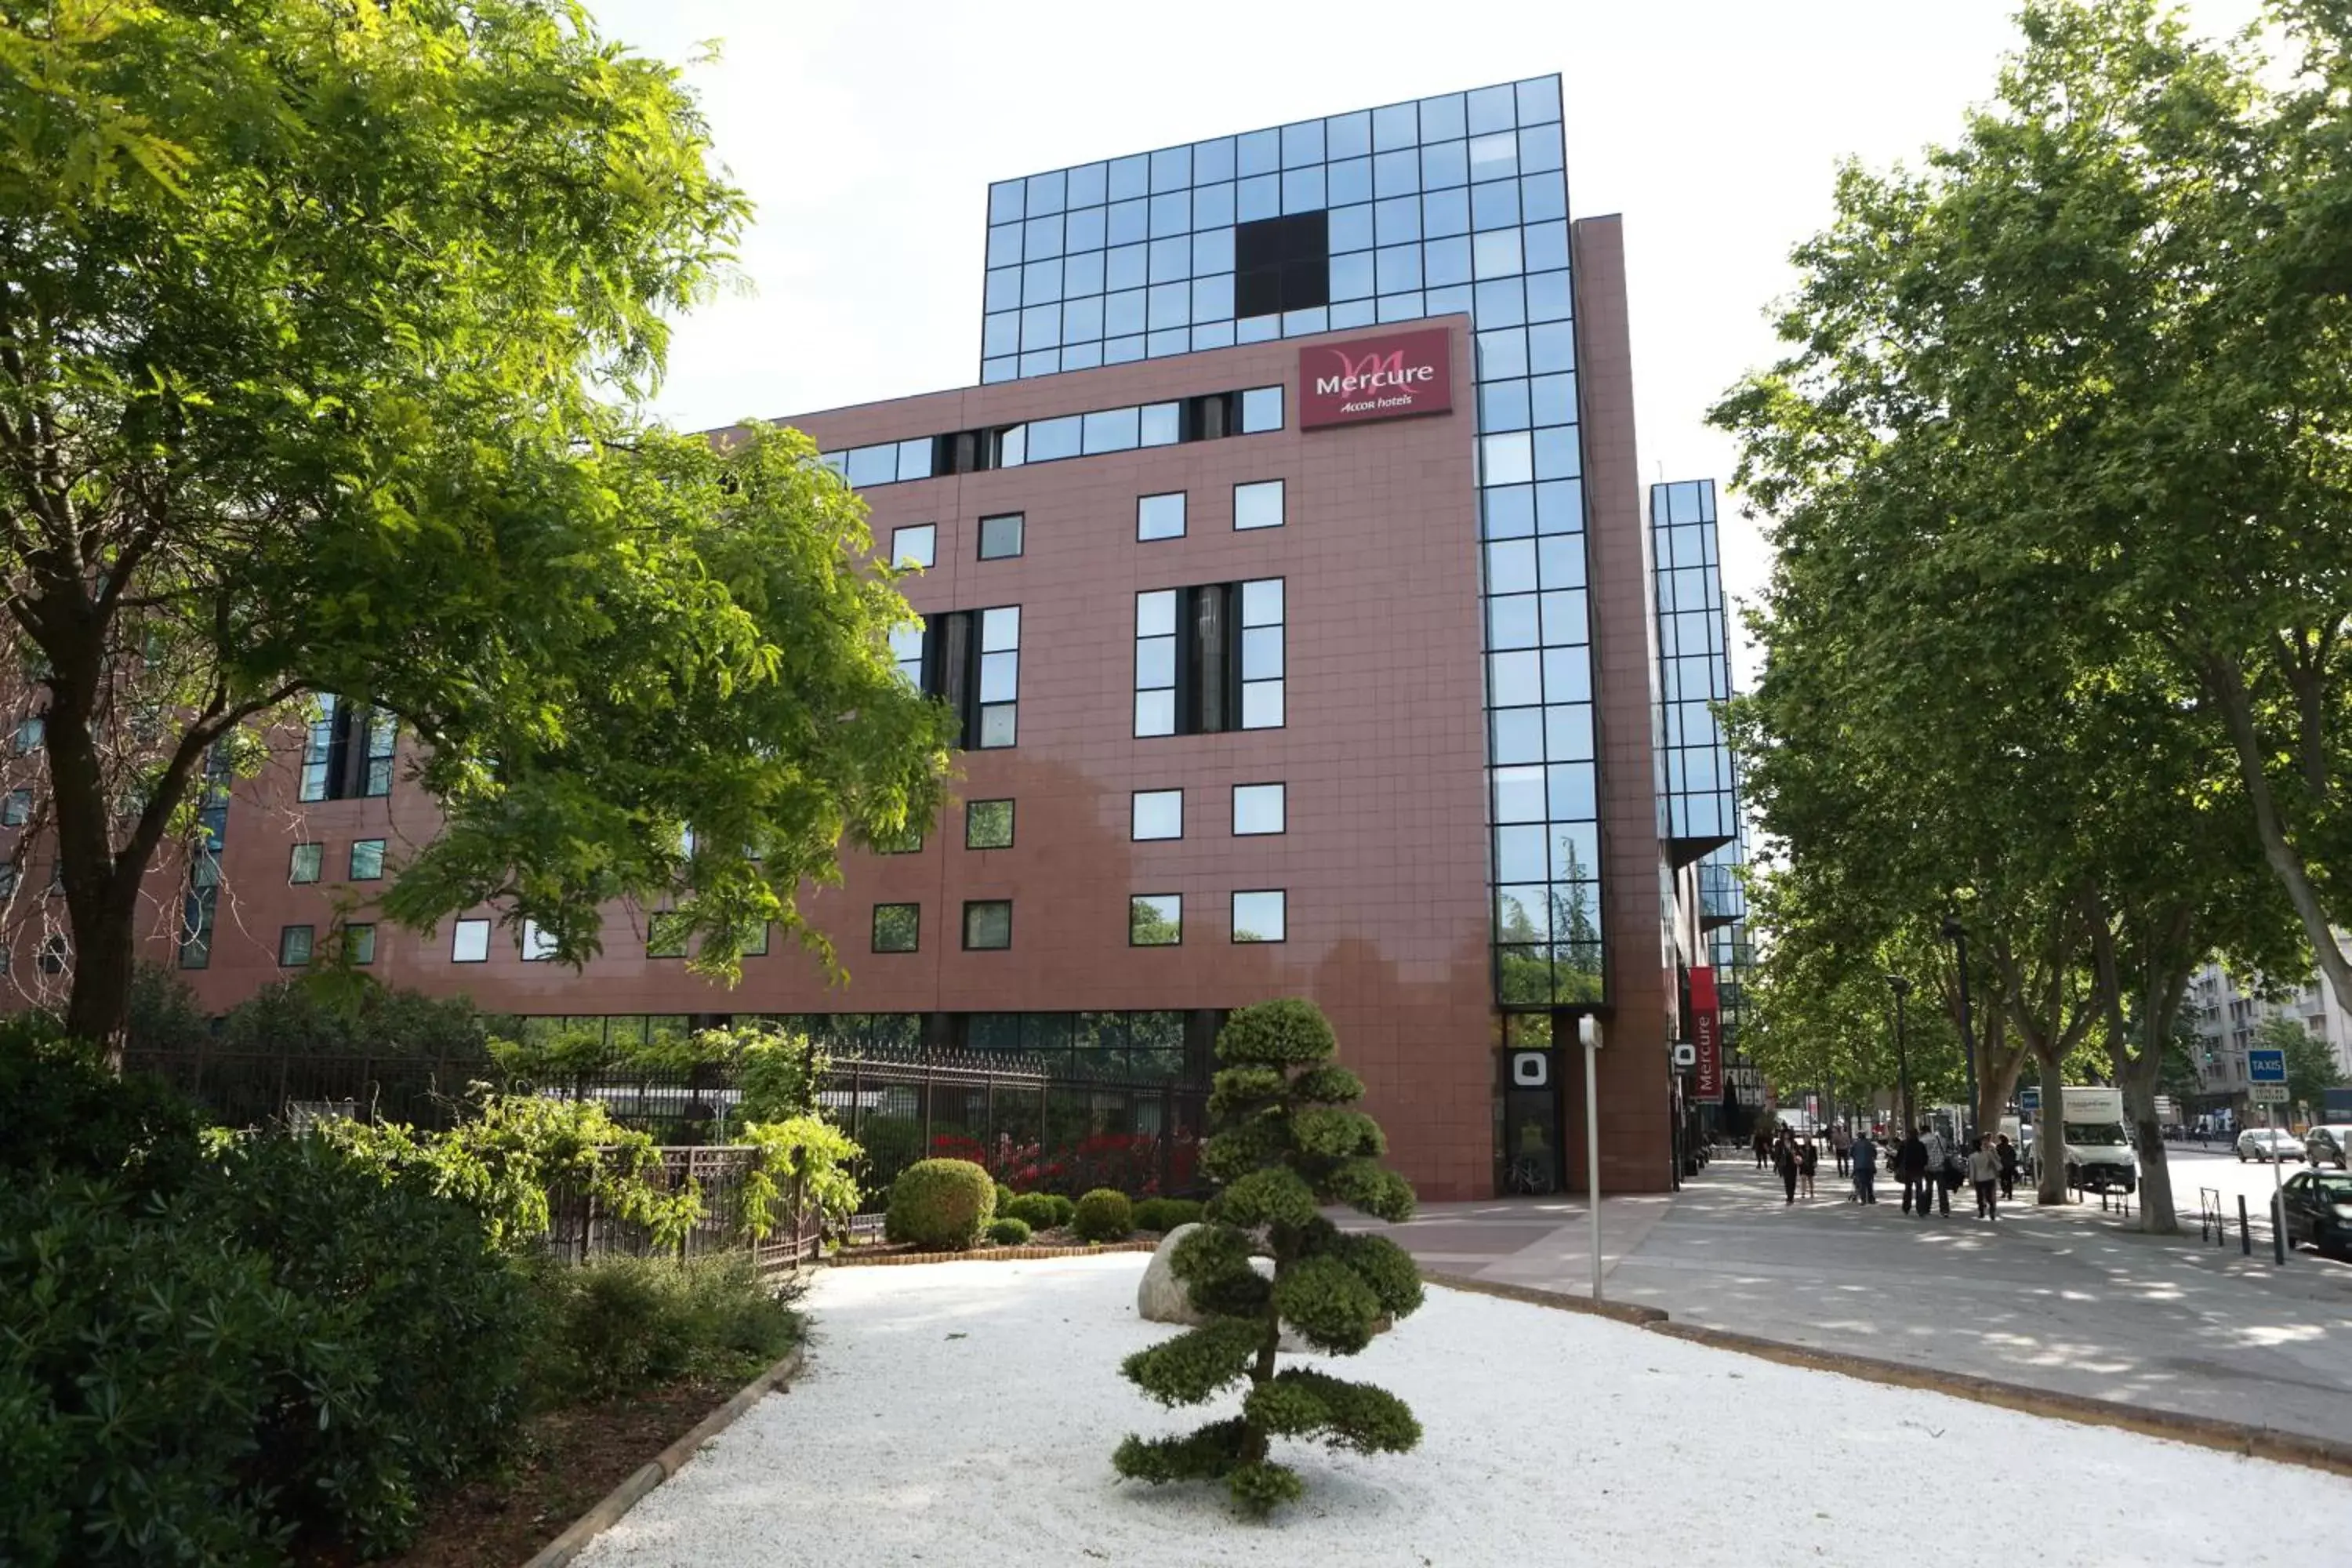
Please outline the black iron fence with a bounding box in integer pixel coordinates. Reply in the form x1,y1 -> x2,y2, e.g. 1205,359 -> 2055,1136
543,1145 -> 820,1279
123,1046 -> 1208,1200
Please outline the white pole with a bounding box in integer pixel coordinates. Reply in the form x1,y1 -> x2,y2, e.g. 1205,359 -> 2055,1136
1580,1016 -> 1603,1301
2270,1102 -> 2287,1266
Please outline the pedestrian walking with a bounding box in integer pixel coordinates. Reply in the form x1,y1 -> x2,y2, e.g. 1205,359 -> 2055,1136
1753,1128 -> 1769,1169
1772,1134 -> 1798,1204
1894,1127 -> 1925,1213
1996,1133 -> 2019,1201
1798,1136 -> 1820,1199
1830,1123 -> 1852,1177
1851,1131 -> 1878,1204
1968,1134 -> 2002,1220
1917,1123 -> 1951,1217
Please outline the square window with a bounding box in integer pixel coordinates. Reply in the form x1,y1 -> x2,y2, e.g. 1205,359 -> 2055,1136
1137,491 -> 1186,542
288,843 -> 323,884
344,922 -> 376,966
1232,890 -> 1287,943
278,924 -> 314,967
348,839 -> 386,880
1233,782 -> 1286,835
521,919 -> 558,960
1240,386 -> 1284,433
1233,210 -> 1329,320
873,902 -> 920,953
979,513 -> 1023,560
967,798 -> 1014,849
1233,480 -> 1284,532
452,917 -> 491,963
875,823 -> 924,853
963,899 -> 1011,950
1130,893 -> 1182,946
647,911 -> 690,958
1131,789 -> 1182,840
739,921 -> 770,957
891,524 -> 935,569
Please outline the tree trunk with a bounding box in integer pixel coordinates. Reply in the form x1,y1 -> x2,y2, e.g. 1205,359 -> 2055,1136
2205,652 -> 2352,1018
64,895 -> 139,1065
1976,1046 -> 2024,1152
2034,1050 -> 2069,1205
2119,1065 -> 2175,1235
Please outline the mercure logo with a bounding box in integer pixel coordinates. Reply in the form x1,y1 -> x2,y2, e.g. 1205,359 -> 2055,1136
1298,328 -> 1454,429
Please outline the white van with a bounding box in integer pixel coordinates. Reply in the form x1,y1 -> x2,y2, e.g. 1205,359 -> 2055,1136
2024,1087 -> 2139,1194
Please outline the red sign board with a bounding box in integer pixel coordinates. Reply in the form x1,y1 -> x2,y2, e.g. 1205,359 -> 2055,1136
1690,966 -> 1722,1102
1298,327 -> 1454,430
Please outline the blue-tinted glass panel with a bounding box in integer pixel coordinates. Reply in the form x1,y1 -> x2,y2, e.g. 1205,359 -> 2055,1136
1327,110 -> 1370,159
1063,251 -> 1105,297
1109,200 -> 1149,247
1516,76 -> 1563,125
987,223 -> 1022,267
1149,235 -> 1189,283
1150,144 -> 1191,193
1194,182 -> 1235,228
1482,485 -> 1534,539
1066,206 -> 1106,252
1023,259 -> 1062,304
1419,92 -> 1466,142
1330,299 -> 1376,328
1236,127 -> 1279,176
1531,372 -> 1577,426
1025,214 -> 1063,260
1193,227 -> 1235,274
1372,100 -> 1417,151
1330,204 -> 1374,252
1529,320 -> 1576,374
1327,158 -> 1371,206
1068,162 -> 1107,207
1475,229 -> 1523,278
1538,535 -> 1585,590
1237,174 -> 1279,222
985,267 -> 1021,311
1331,252 -> 1374,301
1192,274 -> 1233,320
1109,153 -> 1149,198
989,181 -> 1024,223
1282,166 -> 1324,214
1375,291 -> 1425,324
1424,187 -> 1470,238
1480,378 -> 1530,430
1150,191 -> 1189,238
1468,131 -> 1517,182
1373,149 -> 1419,198
1193,137 -> 1235,183
1479,325 -> 1527,377
1522,175 -> 1567,223
1026,168 -> 1066,216
1519,124 -> 1566,174
1281,119 -> 1324,167
1426,235 -> 1471,289
1107,244 -> 1147,292
1526,270 -> 1572,322
1421,139 -> 1468,190
1374,195 -> 1421,245
1472,179 -> 1521,232
1467,84 -> 1514,134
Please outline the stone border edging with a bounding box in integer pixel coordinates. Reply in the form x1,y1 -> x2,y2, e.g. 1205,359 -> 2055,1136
520,1344 -> 806,1568
828,1239 -> 1162,1267
1423,1275 -> 2352,1481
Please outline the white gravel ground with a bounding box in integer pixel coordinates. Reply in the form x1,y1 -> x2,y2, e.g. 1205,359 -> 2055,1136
578,1254 -> 2352,1568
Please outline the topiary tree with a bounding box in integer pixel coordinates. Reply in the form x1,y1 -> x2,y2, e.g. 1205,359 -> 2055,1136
1112,998 -> 1424,1515
884,1158 -> 996,1250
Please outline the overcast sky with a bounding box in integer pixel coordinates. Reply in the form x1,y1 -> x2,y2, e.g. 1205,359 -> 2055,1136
593,0 -> 2261,688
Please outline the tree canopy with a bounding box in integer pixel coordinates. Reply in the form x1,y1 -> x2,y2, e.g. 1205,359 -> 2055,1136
0,0 -> 954,1041
1714,0 -> 2339,1227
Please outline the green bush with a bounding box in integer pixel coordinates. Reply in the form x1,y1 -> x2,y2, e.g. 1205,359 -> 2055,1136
986,1217 -> 1033,1246
0,1127 -> 539,1564
884,1158 -> 996,1250
1114,998 -> 1422,1515
0,1018 -> 204,1195
996,1180 -> 1017,1211
528,1254 -> 800,1404
1134,1197 -> 1204,1233
1002,1192 -> 1068,1231
1073,1187 -> 1134,1242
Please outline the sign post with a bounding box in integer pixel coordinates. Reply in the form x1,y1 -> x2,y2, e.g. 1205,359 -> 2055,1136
1577,1015 -> 1602,1303
2249,1048 -> 2288,1264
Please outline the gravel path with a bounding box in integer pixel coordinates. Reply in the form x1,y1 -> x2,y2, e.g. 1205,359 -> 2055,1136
577,1254 -> 2352,1567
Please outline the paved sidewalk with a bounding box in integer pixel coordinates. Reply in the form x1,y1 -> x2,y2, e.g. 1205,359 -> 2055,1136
1367,1160 -> 2352,1447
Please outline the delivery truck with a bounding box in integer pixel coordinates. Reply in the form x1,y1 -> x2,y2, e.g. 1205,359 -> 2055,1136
2023,1086 -> 2140,1195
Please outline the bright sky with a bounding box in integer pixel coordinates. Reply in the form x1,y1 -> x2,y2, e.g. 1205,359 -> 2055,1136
593,0 -> 2262,688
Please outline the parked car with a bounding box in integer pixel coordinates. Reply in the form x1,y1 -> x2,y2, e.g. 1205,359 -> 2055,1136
2271,1170 -> 2352,1261
2238,1128 -> 2307,1163
2303,1124 -> 2351,1171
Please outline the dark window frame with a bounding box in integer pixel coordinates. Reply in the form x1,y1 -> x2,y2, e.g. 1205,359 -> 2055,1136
962,898 -> 1013,951
872,902 -> 921,953
288,842 -> 324,884
349,838 -> 387,880
278,924 -> 314,968
1129,892 -> 1184,948
1232,781 -> 1287,837
1230,887 -> 1288,945
965,798 -> 1015,850
978,512 -> 1025,561
1130,788 -> 1184,841
451,917 -> 491,964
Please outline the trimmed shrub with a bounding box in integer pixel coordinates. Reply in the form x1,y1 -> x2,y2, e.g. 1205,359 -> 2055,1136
528,1254 -> 800,1404
1073,1187 -> 1134,1242
1134,1197 -> 1204,1233
1114,998 -> 1422,1515
885,1158 -> 996,1250
986,1217 -> 1033,1246
1003,1192 -> 1068,1231
996,1181 -> 1016,1211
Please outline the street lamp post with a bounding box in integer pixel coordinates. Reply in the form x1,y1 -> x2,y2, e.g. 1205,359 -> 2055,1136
1942,914 -> 1980,1145
1886,973 -> 1914,1132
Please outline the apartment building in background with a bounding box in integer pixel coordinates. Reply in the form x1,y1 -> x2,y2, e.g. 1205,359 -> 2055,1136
2187,949 -> 2352,1116
55,76 -> 1754,1201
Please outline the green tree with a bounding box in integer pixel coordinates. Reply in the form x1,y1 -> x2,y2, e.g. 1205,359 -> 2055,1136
0,0 -> 952,1050
1113,1000 -> 1422,1515
1711,0 -> 2313,1228
2254,1014 -> 2347,1112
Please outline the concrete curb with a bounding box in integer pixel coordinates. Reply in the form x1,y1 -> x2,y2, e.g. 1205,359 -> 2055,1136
829,1239 -> 1161,1267
1423,1277 -> 2352,1480
1421,1272 -> 1668,1327
520,1344 -> 806,1568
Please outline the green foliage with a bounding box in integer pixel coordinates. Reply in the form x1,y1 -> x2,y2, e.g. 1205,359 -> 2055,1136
332,1092 -> 700,1253
884,1158 -> 996,1250
985,1217 -> 1033,1246
1073,1187 -> 1134,1242
525,1254 -> 798,1405
996,1181 -> 1017,1210
124,962 -> 211,1054
1003,1191 -> 1072,1231
739,1116 -> 863,1240
217,978 -> 498,1062
1115,999 -> 1421,1515
0,1017 -> 203,1194
0,0 -> 954,1044
0,1128 -> 539,1564
1132,1196 -> 1203,1232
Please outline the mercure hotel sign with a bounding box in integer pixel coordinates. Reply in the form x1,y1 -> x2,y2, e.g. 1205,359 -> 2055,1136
1298,327 -> 1454,430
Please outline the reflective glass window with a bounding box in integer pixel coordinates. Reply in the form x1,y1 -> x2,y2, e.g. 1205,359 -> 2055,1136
891,524 -> 935,569
1240,386 -> 1283,433
1131,789 -> 1182,840
1231,890 -> 1286,943
1138,491 -> 1186,542
963,900 -> 1011,950
1233,783 -> 1285,836
1131,894 -> 1182,946
979,513 -> 1023,561
1234,479 -> 1284,531
1327,111 -> 1371,160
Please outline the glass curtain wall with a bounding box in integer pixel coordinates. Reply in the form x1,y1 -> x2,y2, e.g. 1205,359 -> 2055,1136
981,74 -> 1601,1008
